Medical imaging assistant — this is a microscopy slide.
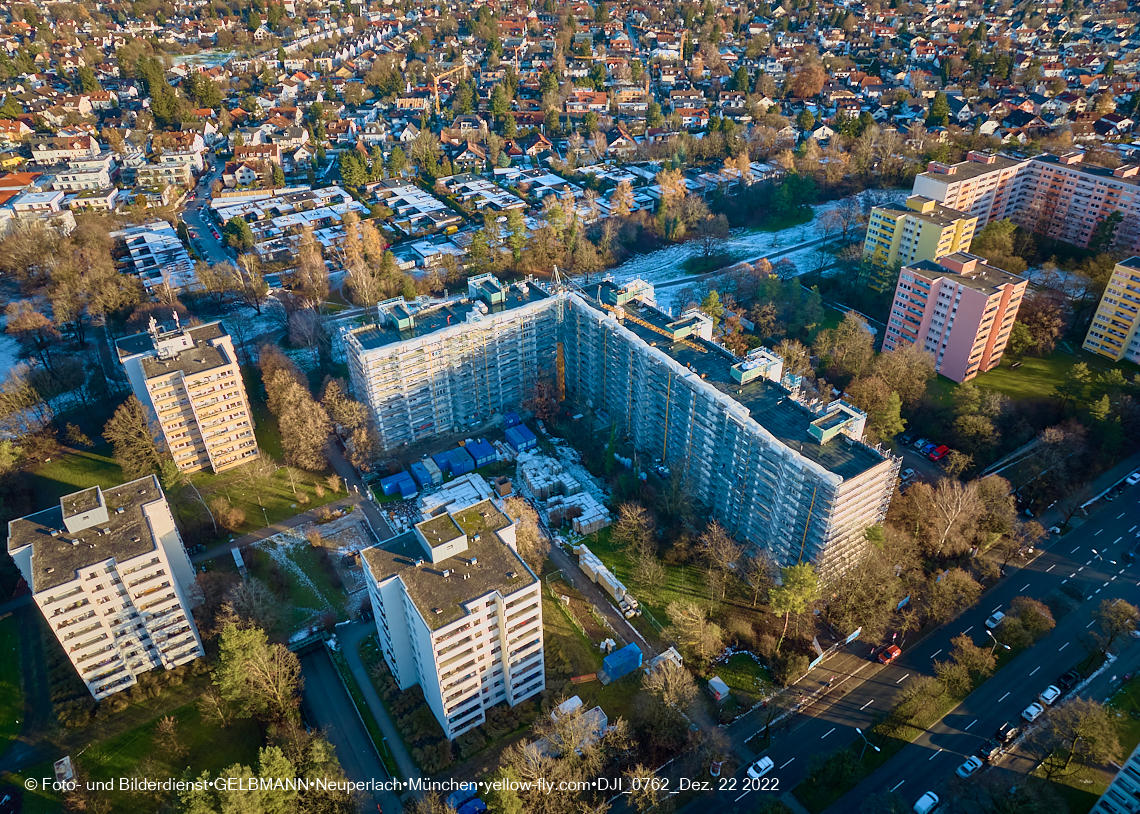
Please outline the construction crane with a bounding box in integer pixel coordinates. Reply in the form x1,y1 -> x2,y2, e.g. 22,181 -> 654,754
430,63 -> 471,115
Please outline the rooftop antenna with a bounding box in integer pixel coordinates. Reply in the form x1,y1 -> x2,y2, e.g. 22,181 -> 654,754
172,310 -> 181,331
147,315 -> 159,339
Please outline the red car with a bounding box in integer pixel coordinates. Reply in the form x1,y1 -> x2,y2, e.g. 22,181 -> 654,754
878,645 -> 902,665
929,445 -> 950,461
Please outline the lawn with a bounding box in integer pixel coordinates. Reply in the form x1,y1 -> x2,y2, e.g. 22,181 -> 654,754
968,347 -> 1134,403
0,615 -> 24,755
581,527 -> 708,626
76,702 -> 263,813
245,529 -> 352,634
27,445 -> 126,507
711,652 -> 774,709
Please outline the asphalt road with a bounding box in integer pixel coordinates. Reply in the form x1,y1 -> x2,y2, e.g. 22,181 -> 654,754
299,646 -> 402,812
822,481 -> 1140,813
690,479 -> 1140,814
181,158 -> 231,266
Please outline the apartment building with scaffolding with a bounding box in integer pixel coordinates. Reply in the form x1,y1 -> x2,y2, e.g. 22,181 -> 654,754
361,498 -> 544,739
116,319 -> 258,474
343,274 -> 558,451
344,275 -> 898,581
7,477 -> 204,700
912,150 -> 1140,252
561,282 -> 899,581
1083,257 -> 1140,363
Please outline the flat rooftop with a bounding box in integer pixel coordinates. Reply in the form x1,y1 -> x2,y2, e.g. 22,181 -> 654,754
590,294 -> 889,481
115,322 -> 232,379
876,199 -> 972,228
348,285 -> 551,352
1031,153 -> 1140,187
8,477 -> 165,593
361,499 -> 532,630
115,321 -> 226,359
917,154 -> 1025,184
905,254 -> 1026,296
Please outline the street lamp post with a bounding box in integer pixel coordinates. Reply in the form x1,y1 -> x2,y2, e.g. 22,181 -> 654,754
1091,549 -> 1117,565
986,629 -> 1011,655
856,727 -> 880,760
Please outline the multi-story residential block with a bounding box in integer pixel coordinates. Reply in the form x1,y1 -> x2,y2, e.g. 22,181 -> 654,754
29,134 -> 101,165
50,153 -> 116,191
136,161 -> 193,189
116,320 -> 258,473
1083,257 -> 1140,363
343,274 -> 557,452
361,498 -> 544,739
344,276 -> 899,581
912,151 -> 1140,252
883,253 -> 1027,383
7,477 -> 204,700
1092,742 -> 1140,814
862,195 -> 978,288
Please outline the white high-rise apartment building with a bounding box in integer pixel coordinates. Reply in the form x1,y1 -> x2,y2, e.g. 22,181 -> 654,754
116,319 -> 258,474
361,497 -> 544,739
7,477 -> 204,700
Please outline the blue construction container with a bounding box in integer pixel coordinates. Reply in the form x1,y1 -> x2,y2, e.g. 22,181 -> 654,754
397,473 -> 418,498
449,446 -> 475,475
379,472 -> 406,495
505,425 -> 537,452
457,800 -> 487,814
409,461 -> 432,488
466,439 -> 497,467
600,643 -> 643,684
432,451 -> 452,475
504,411 -> 522,428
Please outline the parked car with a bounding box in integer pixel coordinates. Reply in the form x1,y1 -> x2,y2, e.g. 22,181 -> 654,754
457,799 -> 487,814
1127,471 -> 1140,486
978,739 -> 1003,762
985,611 -> 1006,630
921,442 -> 938,456
956,755 -> 983,778
996,722 -> 1020,743
900,433 -> 914,446
913,437 -> 929,450
913,792 -> 939,814
900,468 -> 916,481
1022,702 -> 1045,723
1039,685 -> 1062,706
1058,669 -> 1082,690
878,645 -> 902,665
746,757 -> 774,779
929,445 -> 951,461
709,760 -> 723,778
445,783 -> 479,811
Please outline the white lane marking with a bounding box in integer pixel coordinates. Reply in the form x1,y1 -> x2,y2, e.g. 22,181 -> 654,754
1021,583 -> 1031,591
1059,642 -> 1069,652
1119,514 -> 1126,520
1088,620 -> 1097,628
993,605 -> 1003,613
1131,526 -> 1137,533
780,758 -> 795,769
1079,567 -> 1085,572
1047,565 -> 1055,572
822,728 -> 835,739
1062,579 -> 1068,584
1086,561 -> 1093,566
930,649 -> 943,659
1096,529 -> 1104,536
1115,537 -> 1124,544
1106,581 -> 1112,587
1071,546 -> 1081,553
735,789 -> 750,802
861,699 -> 874,710
896,674 -> 910,684
1096,588 -> 1102,594
889,781 -> 905,793
963,626 -> 974,633
929,749 -> 943,761
965,719 -> 976,730
1030,666 -> 1040,676
999,692 -> 1010,702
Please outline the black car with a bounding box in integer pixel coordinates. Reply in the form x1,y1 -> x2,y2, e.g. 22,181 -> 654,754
978,739 -> 1003,761
1058,669 -> 1083,690
996,722 -> 1019,743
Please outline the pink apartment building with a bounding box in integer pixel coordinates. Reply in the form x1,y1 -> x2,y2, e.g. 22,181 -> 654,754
912,151 -> 1140,252
883,253 -> 1028,383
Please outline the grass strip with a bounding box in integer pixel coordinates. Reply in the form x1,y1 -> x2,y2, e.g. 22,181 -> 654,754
326,645 -> 403,781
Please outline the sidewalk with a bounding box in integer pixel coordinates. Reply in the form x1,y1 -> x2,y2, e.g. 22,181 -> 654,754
338,620 -> 424,802
1038,449 -> 1140,532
